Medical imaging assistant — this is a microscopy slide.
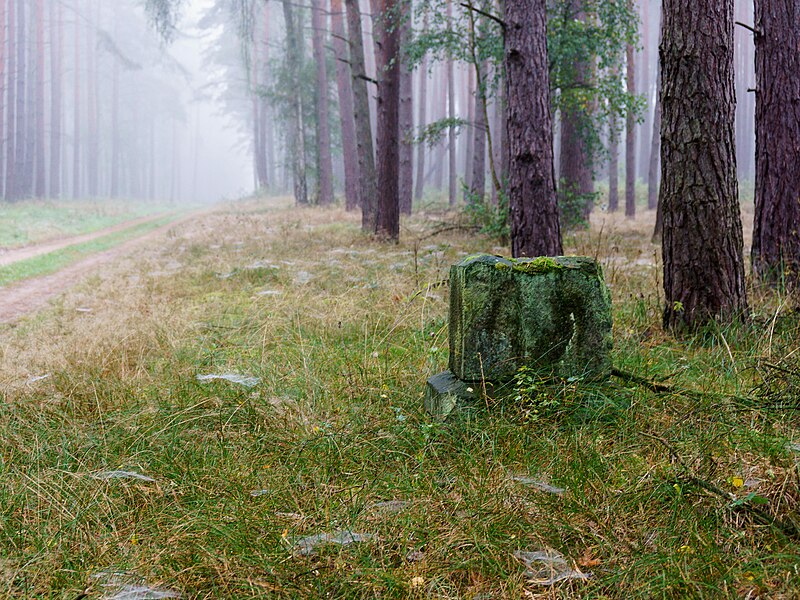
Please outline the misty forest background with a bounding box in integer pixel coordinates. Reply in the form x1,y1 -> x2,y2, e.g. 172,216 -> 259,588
0,0 -> 758,216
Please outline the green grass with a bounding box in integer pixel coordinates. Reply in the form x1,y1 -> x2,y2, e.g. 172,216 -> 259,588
0,214 -> 181,286
0,199 -> 174,249
0,199 -> 797,598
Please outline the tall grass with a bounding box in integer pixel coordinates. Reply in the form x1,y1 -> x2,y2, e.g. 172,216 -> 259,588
0,197 -> 797,598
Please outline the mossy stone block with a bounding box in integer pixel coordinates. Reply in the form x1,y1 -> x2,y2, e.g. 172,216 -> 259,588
424,371 -> 476,420
448,254 -> 612,382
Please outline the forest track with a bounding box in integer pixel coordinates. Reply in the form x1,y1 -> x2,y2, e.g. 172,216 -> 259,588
0,210 -> 201,324
0,212 -> 173,267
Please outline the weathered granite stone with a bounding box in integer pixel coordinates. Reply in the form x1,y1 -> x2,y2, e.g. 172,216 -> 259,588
424,371 -> 476,420
448,254 -> 612,382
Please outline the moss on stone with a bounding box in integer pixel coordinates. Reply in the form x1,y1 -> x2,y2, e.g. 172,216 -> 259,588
511,256 -> 564,275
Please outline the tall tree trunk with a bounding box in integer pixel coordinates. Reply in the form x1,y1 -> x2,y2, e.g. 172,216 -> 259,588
13,0 -> 26,200
413,14 -> 429,201
5,0 -> 15,200
373,0 -> 400,240
281,0 -> 308,205
648,14 -> 662,214
0,0 -> 7,199
110,51 -> 120,197
251,22 -> 267,190
86,0 -> 99,197
49,0 -> 62,198
398,5 -> 413,215
751,0 -> 800,288
625,16 -> 636,219
660,0 -> 747,330
558,0 -> 593,226
34,0 -> 45,198
505,0 -> 561,257
331,0 -> 360,210
463,67 -> 475,194
608,117 -> 619,212
446,0 -> 457,206
72,0 -> 81,199
311,0 -> 334,205
470,62 -> 486,201
345,0 -> 377,230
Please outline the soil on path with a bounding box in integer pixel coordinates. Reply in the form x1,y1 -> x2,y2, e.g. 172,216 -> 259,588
0,213 -> 172,267
0,212 -> 197,324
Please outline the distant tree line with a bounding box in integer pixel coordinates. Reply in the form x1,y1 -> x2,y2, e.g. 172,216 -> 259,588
0,0 -> 189,204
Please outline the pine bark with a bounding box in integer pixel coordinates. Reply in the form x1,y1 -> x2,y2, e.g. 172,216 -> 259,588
505,0 -> 561,257
660,0 -> 747,330
373,0 -> 400,240
311,0 -> 334,205
446,0 -> 457,206
331,0 -> 360,210
608,117 -> 619,212
751,0 -> 800,288
345,0 -> 377,230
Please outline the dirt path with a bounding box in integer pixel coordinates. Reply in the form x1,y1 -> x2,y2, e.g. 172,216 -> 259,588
0,212 -> 198,324
0,213 -> 173,267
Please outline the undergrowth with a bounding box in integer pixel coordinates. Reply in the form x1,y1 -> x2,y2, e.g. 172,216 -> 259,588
0,197 -> 797,598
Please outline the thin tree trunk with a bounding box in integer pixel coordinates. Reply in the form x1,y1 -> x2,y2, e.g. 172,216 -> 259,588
34,0 -> 45,198
345,0 -> 377,230
470,62 -> 486,201
5,0 -> 15,200
49,0 -> 62,198
331,0 -> 359,210
660,0 -> 747,330
446,0 -> 456,206
86,0 -> 98,197
413,14 -> 429,201
13,0 -> 26,200
398,4 -> 413,215
311,0 -> 334,205
608,116 -> 619,212
463,67 -> 474,194
110,51 -> 119,197
0,0 -> 7,199
72,0 -> 81,199
648,17 -> 663,216
505,0 -> 561,257
281,0 -> 308,205
373,0 -> 400,239
625,14 -> 636,218
751,0 -> 800,288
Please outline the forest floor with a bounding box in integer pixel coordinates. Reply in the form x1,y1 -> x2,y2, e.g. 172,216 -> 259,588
0,194 -> 798,599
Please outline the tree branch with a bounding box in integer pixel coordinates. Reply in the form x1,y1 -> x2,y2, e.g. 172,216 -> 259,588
459,3 -> 506,30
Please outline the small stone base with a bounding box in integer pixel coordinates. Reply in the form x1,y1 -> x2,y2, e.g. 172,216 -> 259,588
424,371 -> 477,420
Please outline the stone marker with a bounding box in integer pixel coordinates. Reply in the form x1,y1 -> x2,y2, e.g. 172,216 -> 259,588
426,254 -> 612,419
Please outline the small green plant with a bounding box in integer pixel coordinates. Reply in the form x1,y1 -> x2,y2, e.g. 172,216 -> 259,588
463,186 -> 509,244
512,366 -> 561,421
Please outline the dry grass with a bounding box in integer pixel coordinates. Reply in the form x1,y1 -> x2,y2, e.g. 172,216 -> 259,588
0,194 -> 798,599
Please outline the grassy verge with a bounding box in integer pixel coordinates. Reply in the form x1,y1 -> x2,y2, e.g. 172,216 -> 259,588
0,199 -> 177,249
0,197 -> 797,598
0,214 -> 181,286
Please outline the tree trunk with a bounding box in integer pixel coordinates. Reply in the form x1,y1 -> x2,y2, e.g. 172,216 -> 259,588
281,0 -> 308,205
311,0 -> 334,205
446,0 -> 457,206
49,0 -> 62,198
608,116 -> 619,212
413,14 -> 429,201
505,0 -> 561,257
648,14 -> 662,214
470,62 -> 486,201
72,0 -> 81,199
5,0 -> 15,200
86,0 -> 99,197
34,0 -> 45,198
0,0 -> 7,199
558,0 -> 593,226
751,0 -> 800,288
13,0 -> 26,200
373,0 -> 400,240
345,0 -> 377,230
660,0 -> 747,330
463,67 -> 475,195
331,0 -> 360,210
398,6 -> 413,215
625,17 -> 636,219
